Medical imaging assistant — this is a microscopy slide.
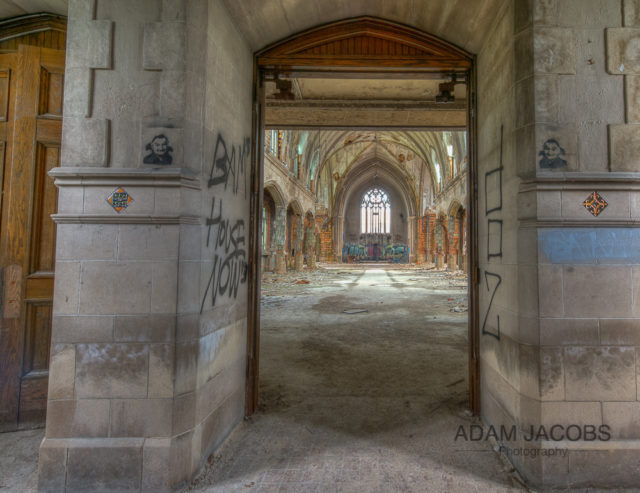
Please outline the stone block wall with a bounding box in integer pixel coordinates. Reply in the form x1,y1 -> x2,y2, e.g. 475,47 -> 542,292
477,0 -> 522,452
478,0 -> 640,488
40,168 -> 201,492
39,0 -> 640,490
39,0 -> 254,491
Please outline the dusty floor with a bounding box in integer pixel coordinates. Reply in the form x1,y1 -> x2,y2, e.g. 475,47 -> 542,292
189,264 -> 526,493
0,265 -> 628,491
0,427 -> 42,492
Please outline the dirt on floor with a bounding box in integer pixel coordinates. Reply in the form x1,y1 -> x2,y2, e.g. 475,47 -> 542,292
189,264 -> 527,493
0,427 -> 42,493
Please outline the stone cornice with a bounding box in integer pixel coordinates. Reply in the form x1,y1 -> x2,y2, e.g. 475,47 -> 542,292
51,214 -> 201,225
520,173 -> 640,192
519,219 -> 640,228
49,167 -> 201,190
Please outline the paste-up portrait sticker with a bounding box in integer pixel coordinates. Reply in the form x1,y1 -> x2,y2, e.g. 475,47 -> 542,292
143,134 -> 173,165
538,138 -> 567,169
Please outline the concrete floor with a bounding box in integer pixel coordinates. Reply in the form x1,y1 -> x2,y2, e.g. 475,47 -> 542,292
0,427 -> 42,492
189,265 -> 526,493
1,266 -> 627,491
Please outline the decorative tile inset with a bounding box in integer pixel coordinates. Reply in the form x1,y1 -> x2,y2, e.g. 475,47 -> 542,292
583,191 -> 608,217
107,187 -> 133,213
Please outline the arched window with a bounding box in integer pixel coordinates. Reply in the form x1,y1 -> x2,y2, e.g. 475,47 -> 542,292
361,188 -> 391,234
431,148 -> 442,192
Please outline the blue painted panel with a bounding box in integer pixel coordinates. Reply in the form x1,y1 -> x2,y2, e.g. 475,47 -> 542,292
539,229 -> 640,264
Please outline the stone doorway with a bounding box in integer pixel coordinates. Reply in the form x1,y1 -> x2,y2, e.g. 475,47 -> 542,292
247,17 -> 479,421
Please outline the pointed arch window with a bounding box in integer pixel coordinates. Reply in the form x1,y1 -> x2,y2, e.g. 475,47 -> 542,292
361,188 -> 391,234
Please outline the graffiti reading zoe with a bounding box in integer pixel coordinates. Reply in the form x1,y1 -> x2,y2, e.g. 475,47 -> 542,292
539,139 -> 567,169
143,134 -> 173,165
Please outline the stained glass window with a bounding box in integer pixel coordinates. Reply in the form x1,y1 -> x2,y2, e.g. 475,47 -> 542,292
361,188 -> 391,234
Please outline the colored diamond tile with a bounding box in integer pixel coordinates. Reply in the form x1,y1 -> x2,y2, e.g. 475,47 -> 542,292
582,191 -> 608,217
107,187 -> 134,213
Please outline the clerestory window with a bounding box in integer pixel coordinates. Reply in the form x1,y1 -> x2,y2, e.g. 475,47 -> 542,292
361,188 -> 391,234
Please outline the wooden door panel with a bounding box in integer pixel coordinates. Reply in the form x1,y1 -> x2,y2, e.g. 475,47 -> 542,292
18,47 -> 63,426
0,53 -> 18,431
29,143 -> 59,273
23,303 -> 52,374
38,67 -> 63,117
0,69 -> 10,121
36,119 -> 62,143
0,46 -> 63,430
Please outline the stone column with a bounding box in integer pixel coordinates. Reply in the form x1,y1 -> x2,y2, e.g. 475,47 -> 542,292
272,205 -> 286,274
305,225 -> 317,269
293,215 -> 304,271
479,0 -> 640,489
408,215 -> 417,263
333,214 -> 343,263
39,168 -> 200,492
39,0 -> 254,491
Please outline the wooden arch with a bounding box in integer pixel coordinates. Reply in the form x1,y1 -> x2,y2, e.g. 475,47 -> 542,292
256,16 -> 472,74
0,14 -> 67,51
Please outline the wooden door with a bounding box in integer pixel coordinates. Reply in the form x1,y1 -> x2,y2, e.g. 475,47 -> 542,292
0,45 -> 64,430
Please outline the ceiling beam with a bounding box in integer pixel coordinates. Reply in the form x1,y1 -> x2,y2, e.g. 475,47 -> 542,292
265,101 -> 467,128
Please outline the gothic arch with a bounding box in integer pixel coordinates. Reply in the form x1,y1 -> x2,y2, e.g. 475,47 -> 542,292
263,180 -> 286,208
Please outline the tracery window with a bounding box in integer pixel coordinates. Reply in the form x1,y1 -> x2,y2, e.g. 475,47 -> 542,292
360,188 -> 391,234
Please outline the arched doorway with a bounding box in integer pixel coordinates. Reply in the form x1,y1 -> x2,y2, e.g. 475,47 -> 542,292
248,16 -> 478,415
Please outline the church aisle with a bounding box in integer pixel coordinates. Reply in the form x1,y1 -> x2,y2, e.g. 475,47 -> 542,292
189,266 -> 522,493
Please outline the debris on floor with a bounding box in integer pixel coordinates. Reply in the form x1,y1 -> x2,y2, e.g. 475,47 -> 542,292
188,265 -> 522,493
295,279 -> 310,284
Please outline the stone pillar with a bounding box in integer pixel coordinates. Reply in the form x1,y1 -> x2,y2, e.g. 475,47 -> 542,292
39,168 -> 199,492
333,214 -> 343,263
39,0 -> 254,491
478,0 -> 640,489
407,216 -> 418,264
307,252 -> 316,269
272,205 -> 286,274
274,253 -> 286,274
305,224 -> 317,269
293,215 -> 304,271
